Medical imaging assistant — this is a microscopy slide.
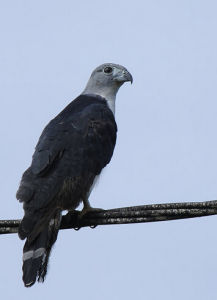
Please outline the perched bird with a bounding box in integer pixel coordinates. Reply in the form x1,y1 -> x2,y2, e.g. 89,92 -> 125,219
16,63 -> 133,287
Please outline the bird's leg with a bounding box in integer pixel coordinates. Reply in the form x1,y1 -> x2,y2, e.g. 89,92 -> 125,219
79,198 -> 104,218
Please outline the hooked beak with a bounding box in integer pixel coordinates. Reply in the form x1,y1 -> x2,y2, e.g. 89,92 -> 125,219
113,69 -> 133,84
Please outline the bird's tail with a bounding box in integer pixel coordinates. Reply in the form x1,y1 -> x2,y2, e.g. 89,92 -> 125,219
22,210 -> 62,287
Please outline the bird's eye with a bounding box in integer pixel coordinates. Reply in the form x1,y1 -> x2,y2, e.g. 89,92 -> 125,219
103,66 -> 113,74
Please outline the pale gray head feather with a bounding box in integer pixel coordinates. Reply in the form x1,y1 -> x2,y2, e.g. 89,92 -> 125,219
82,63 -> 133,114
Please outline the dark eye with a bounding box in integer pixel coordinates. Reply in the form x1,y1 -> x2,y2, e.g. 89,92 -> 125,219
103,66 -> 113,74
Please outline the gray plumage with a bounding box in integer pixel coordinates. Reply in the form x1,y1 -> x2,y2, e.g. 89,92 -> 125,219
16,63 -> 133,287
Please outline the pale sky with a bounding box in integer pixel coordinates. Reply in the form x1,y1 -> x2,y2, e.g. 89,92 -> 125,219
1,1 -> 217,299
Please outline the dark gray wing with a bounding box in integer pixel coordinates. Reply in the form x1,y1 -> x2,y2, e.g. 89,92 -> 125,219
16,96 -> 117,211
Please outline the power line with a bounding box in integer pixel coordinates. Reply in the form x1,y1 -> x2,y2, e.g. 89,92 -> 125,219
1,200 -> 217,234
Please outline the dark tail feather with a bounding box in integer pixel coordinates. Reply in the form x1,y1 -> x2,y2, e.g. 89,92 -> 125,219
22,211 -> 61,287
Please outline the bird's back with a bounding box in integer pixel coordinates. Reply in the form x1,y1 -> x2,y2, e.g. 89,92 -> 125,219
17,94 -> 117,238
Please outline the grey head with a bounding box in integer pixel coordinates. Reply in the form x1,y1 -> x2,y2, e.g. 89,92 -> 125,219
82,63 -> 133,114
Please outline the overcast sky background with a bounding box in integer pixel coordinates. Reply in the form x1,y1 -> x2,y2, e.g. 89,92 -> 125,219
1,0 -> 217,299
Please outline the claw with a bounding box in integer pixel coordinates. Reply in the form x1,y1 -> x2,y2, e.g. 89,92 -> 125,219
90,225 -> 97,229
73,227 -> 81,231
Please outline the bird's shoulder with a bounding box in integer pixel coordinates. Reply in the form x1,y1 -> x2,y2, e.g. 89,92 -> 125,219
31,94 -> 116,175
46,94 -> 115,129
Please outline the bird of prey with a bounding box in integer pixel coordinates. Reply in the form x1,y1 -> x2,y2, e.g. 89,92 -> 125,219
16,63 -> 133,287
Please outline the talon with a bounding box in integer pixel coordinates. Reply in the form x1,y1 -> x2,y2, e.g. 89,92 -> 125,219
74,227 -> 81,231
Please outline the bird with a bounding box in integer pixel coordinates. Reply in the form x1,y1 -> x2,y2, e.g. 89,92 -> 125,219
16,63 -> 133,287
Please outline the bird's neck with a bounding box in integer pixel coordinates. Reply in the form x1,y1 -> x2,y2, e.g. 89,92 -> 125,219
82,85 -> 118,115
